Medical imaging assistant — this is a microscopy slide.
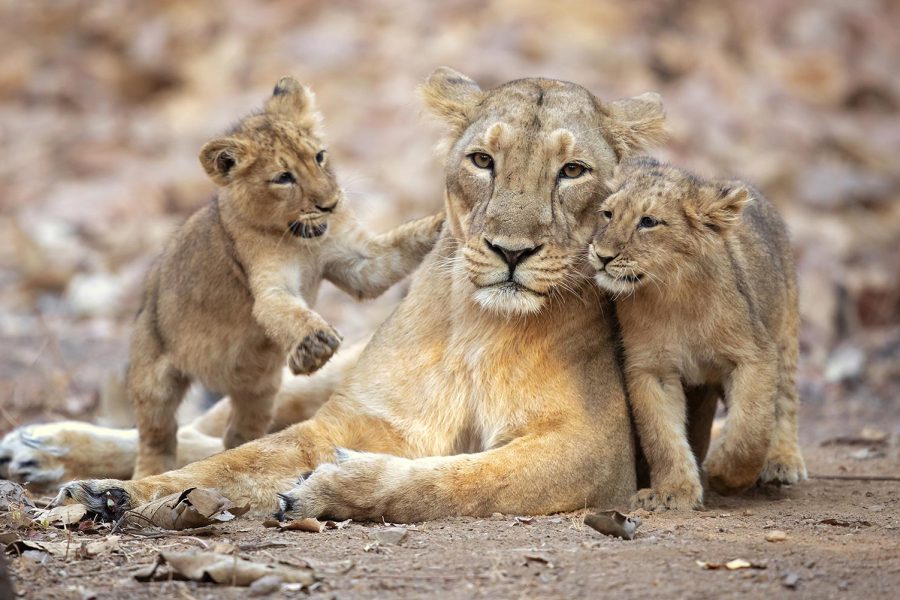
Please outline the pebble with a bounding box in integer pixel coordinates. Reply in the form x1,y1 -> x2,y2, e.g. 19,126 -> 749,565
766,530 -> 788,542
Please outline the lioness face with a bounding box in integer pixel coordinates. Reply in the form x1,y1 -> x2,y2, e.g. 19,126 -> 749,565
590,158 -> 750,295
199,77 -> 341,239
421,68 -> 667,315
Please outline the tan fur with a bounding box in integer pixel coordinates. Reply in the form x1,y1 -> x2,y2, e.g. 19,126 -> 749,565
54,69 -> 667,523
128,78 -> 443,478
589,158 -> 807,511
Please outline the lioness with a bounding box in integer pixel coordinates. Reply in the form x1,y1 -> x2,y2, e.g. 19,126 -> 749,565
589,158 -> 807,510
128,77 -> 444,478
52,68 -> 671,522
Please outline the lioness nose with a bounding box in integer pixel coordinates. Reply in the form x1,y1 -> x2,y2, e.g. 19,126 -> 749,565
485,239 -> 542,269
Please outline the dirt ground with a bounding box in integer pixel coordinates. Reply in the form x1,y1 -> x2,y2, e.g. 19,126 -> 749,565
1,1 -> 899,598
2,413 -> 898,600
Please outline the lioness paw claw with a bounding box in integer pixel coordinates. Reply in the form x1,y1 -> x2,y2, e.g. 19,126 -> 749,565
289,328 -> 342,375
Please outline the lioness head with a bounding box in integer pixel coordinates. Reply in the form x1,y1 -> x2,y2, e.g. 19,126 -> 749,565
589,157 -> 751,295
199,77 -> 340,239
421,68 -> 667,315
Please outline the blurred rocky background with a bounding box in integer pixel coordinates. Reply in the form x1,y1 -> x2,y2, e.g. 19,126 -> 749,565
0,0 -> 897,437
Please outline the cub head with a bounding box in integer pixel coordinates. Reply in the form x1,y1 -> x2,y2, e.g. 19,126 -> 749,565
589,157 -> 752,295
421,67 -> 666,315
199,77 -> 341,239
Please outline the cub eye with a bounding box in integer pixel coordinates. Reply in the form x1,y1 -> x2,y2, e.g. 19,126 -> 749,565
315,150 -> 326,165
470,153 -> 494,170
638,215 -> 659,229
601,209 -> 613,220
273,172 -> 296,185
560,162 -> 587,179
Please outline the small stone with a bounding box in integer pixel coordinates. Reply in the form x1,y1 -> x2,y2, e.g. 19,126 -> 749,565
783,573 -> 800,589
372,526 -> 407,545
766,530 -> 788,542
248,575 -> 283,596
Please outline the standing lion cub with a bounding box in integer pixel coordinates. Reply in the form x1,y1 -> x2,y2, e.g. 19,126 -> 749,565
129,77 -> 443,478
589,157 -> 806,510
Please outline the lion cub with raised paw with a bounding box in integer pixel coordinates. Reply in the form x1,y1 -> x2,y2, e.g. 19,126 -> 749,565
589,157 -> 806,511
129,77 -> 444,478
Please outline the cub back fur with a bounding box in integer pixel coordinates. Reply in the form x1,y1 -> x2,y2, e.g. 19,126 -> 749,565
129,77 -> 443,478
590,157 -> 806,510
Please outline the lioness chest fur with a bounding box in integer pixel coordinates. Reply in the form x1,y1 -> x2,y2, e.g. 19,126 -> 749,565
590,157 -> 807,511
129,77 -> 443,478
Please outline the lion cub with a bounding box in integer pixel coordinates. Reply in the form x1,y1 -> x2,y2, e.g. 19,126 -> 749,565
129,77 -> 444,478
589,157 -> 806,510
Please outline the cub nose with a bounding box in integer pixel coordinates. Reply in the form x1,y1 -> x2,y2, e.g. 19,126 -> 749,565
315,202 -> 337,213
595,252 -> 617,267
485,239 -> 542,269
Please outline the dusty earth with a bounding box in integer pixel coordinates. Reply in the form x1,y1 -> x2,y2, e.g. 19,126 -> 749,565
2,415 -> 898,600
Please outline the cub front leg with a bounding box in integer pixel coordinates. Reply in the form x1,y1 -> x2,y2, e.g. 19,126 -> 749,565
627,371 -> 703,511
250,279 -> 342,376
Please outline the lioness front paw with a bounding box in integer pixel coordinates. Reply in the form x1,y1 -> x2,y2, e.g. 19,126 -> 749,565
51,479 -> 137,521
288,326 -> 342,375
704,450 -> 764,496
631,480 -> 703,511
759,451 -> 807,486
275,449 -> 390,521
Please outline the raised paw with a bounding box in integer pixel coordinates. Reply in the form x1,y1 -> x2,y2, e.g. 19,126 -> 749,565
759,451 -> 807,486
51,479 -> 135,521
288,326 -> 342,376
631,480 -> 703,511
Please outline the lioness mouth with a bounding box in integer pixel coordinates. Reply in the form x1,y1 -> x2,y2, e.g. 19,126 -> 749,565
289,221 -> 328,238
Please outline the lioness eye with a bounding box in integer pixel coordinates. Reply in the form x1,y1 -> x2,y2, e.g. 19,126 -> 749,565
470,153 -> 494,170
273,172 -> 296,185
639,215 -> 659,229
601,210 -> 613,219
315,150 -> 326,165
560,162 -> 587,179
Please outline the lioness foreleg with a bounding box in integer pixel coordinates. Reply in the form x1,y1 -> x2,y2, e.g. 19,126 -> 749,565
276,431 -> 606,523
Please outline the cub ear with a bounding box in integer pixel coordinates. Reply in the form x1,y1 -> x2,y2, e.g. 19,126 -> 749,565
265,76 -> 321,129
602,92 -> 668,159
419,67 -> 483,137
198,137 -> 256,186
694,183 -> 752,232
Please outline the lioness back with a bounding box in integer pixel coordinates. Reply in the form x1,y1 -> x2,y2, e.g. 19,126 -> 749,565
590,158 -> 806,511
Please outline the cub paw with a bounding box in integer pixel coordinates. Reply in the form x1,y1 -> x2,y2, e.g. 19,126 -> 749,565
705,458 -> 760,496
52,480 -> 134,521
631,480 -> 703,511
759,451 -> 807,486
289,326 -> 342,376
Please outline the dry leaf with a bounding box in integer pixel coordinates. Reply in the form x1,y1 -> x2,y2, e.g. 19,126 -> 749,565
34,504 -> 87,527
6,536 -> 120,560
370,527 -> 407,545
584,511 -> 642,540
134,551 -> 316,587
513,516 -> 535,525
262,518 -> 330,533
0,481 -> 32,512
524,553 -> 554,568
696,559 -> 766,570
765,530 -> 787,542
119,488 -> 249,531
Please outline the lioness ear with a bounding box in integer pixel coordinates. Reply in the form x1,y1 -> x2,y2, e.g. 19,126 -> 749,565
265,76 -> 322,130
602,92 -> 668,159
419,67 -> 483,137
199,137 -> 256,186
694,183 -> 752,232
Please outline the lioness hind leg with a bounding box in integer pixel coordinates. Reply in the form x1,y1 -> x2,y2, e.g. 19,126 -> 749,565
130,349 -> 190,480
760,341 -> 807,485
705,360 -> 777,495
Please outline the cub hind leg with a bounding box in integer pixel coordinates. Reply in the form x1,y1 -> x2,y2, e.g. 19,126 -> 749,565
223,370 -> 281,450
130,334 -> 190,479
759,336 -> 807,485
704,359 -> 778,495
